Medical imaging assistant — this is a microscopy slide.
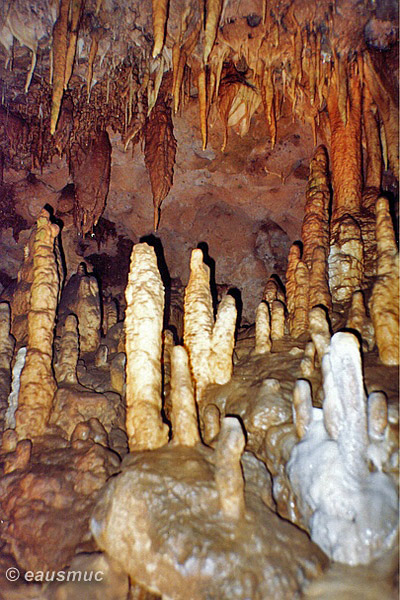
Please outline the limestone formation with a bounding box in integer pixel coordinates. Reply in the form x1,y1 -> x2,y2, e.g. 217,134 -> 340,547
285,243 -> 301,330
290,260 -> 309,338
328,215 -> 364,304
15,209 -> 60,439
103,296 -> 118,336
346,290 -> 375,351
75,265 -> 101,354
9,230 -> 35,347
162,329 -> 174,420
288,332 -> 398,565
170,345 -> 200,446
369,197 -> 399,365
125,243 -> 169,451
110,352 -> 126,396
309,307 -> 331,363
255,301 -> 271,354
202,403 -> 221,446
292,379 -> 313,439
0,302 -> 15,431
270,300 -> 285,340
95,344 -> 109,367
367,392 -> 388,442
300,342 -> 316,378
262,277 -> 278,303
301,145 -> 330,269
210,294 -> 237,384
309,246 -> 331,311
5,346 -> 26,430
54,314 -> 79,385
183,248 -> 213,402
214,417 -> 246,520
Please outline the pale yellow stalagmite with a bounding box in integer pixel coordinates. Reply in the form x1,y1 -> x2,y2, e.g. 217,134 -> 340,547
125,243 -> 169,451
203,403 -> 221,445
214,417 -> 246,521
285,243 -> 301,332
309,246 -> 331,311
308,306 -> 331,363
290,260 -> 309,338
210,295 -> 236,385
367,391 -> 388,442
301,145 -> 330,269
300,341 -> 316,378
346,291 -> 374,351
328,216 -> 364,303
170,345 -> 200,447
370,197 -> 399,365
255,301 -> 271,355
15,209 -> 59,439
293,379 -> 313,439
262,277 -> 278,304
54,314 -> 79,385
183,249 -> 213,403
271,300 -> 285,340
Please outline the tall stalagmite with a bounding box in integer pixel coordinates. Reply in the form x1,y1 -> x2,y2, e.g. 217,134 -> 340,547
0,303 -> 15,432
370,197 -> 399,365
170,345 -> 200,447
183,249 -> 213,403
290,260 -> 309,338
125,243 -> 169,450
210,294 -> 237,385
286,243 -> 301,333
15,209 -> 59,439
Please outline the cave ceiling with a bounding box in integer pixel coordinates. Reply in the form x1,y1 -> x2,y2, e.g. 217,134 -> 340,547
0,0 -> 398,321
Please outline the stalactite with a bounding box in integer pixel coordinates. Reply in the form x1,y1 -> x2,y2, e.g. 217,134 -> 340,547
214,417 -> 245,520
183,249 -> 213,404
203,0 -> 223,65
290,260 -> 309,338
198,68 -> 208,150
369,197 -> 399,366
210,295 -> 236,385
125,243 -> 169,450
64,0 -> 83,90
152,0 -> 169,58
255,301 -> 271,355
170,345 -> 200,447
362,84 -> 382,190
0,303 -> 15,432
15,209 -> 59,439
50,0 -> 69,134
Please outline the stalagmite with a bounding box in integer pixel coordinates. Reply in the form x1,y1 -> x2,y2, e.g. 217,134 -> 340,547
290,260 -> 309,338
300,341 -> 316,378
162,329 -> 174,420
346,290 -> 374,351
328,216 -> 364,303
125,243 -> 169,451
301,145 -> 330,269
367,392 -> 388,442
370,197 -> 399,365
0,303 -> 15,431
15,210 -> 59,439
110,353 -> 126,396
5,347 -> 26,430
95,344 -> 109,368
214,417 -> 245,520
308,306 -> 330,363
288,332 -> 398,565
103,298 -> 118,336
170,345 -> 200,447
75,265 -> 101,354
270,300 -> 285,340
10,233 -> 35,346
210,295 -> 236,385
309,246 -> 331,310
54,314 -> 79,385
203,403 -> 221,445
255,301 -> 271,354
292,379 -> 313,439
183,249 -> 213,403
285,243 -> 301,331
262,277 -> 278,304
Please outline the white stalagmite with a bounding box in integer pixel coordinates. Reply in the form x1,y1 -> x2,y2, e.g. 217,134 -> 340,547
183,249 -> 214,403
287,332 -> 398,565
214,417 -> 246,520
125,243 -> 169,451
0,302 -> 15,428
210,294 -> 237,385
5,347 -> 27,430
292,380 -> 313,439
170,345 -> 200,446
255,301 -> 271,354
270,300 -> 285,340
